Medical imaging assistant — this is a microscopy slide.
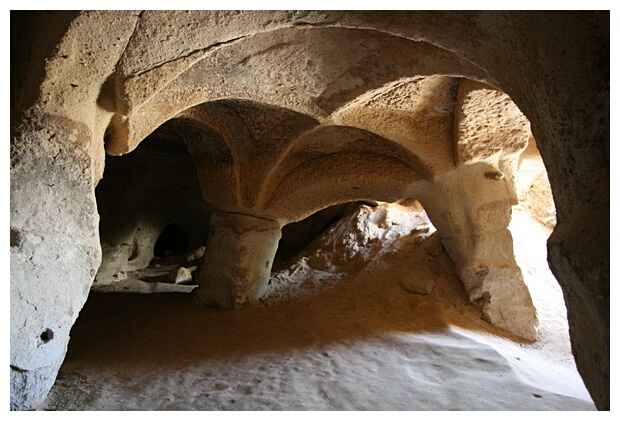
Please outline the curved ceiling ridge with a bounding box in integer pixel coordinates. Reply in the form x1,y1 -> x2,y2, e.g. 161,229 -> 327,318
103,24 -> 492,155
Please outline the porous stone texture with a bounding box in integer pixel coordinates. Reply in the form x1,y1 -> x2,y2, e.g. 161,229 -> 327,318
103,26 -> 487,155
418,164 -> 539,342
10,11 -> 608,410
328,75 -> 459,176
194,211 -> 282,309
10,113 -> 102,411
10,11 -> 141,409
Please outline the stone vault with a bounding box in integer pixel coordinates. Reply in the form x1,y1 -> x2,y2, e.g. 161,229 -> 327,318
10,11 -> 609,410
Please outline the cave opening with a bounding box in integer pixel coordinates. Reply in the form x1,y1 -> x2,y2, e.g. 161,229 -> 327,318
274,201 -> 358,266
153,223 -> 189,260
92,122 -> 210,292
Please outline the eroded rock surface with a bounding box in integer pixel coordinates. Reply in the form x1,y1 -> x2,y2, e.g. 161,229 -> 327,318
11,11 -> 608,410
194,211 -> 282,309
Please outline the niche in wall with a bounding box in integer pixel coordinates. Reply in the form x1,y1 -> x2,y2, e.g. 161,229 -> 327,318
154,223 -> 189,260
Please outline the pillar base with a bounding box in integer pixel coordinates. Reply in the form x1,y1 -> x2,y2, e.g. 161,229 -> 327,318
460,264 -> 539,341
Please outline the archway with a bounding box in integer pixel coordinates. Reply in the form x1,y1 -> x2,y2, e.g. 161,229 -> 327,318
153,224 -> 188,259
70,81 -> 576,407
93,123 -> 210,291
9,11 -> 608,410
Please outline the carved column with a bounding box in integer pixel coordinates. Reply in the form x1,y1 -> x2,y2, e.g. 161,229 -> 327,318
420,163 -> 539,341
194,210 -> 282,309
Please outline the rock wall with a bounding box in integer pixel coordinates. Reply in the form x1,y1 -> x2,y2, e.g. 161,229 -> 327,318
10,113 -> 101,410
10,11 -> 608,410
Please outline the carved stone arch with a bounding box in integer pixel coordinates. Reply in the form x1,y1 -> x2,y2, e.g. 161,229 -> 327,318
10,11 -> 608,410
257,125 -> 430,223
169,99 -> 319,213
103,25 -> 490,157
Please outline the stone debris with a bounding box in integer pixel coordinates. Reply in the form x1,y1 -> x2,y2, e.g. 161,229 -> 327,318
186,246 -> 206,263
169,267 -> 194,284
399,276 -> 435,295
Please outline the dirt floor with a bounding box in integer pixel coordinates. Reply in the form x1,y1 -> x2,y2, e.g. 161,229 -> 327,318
40,207 -> 595,411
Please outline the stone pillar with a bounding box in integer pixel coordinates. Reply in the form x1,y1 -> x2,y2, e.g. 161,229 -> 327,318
194,211 -> 282,309
456,219 -> 539,342
420,163 -> 539,341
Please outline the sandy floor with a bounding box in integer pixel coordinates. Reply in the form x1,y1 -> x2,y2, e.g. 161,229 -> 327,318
40,207 -> 595,411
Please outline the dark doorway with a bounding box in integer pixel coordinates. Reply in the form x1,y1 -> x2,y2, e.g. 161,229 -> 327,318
154,223 -> 188,259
